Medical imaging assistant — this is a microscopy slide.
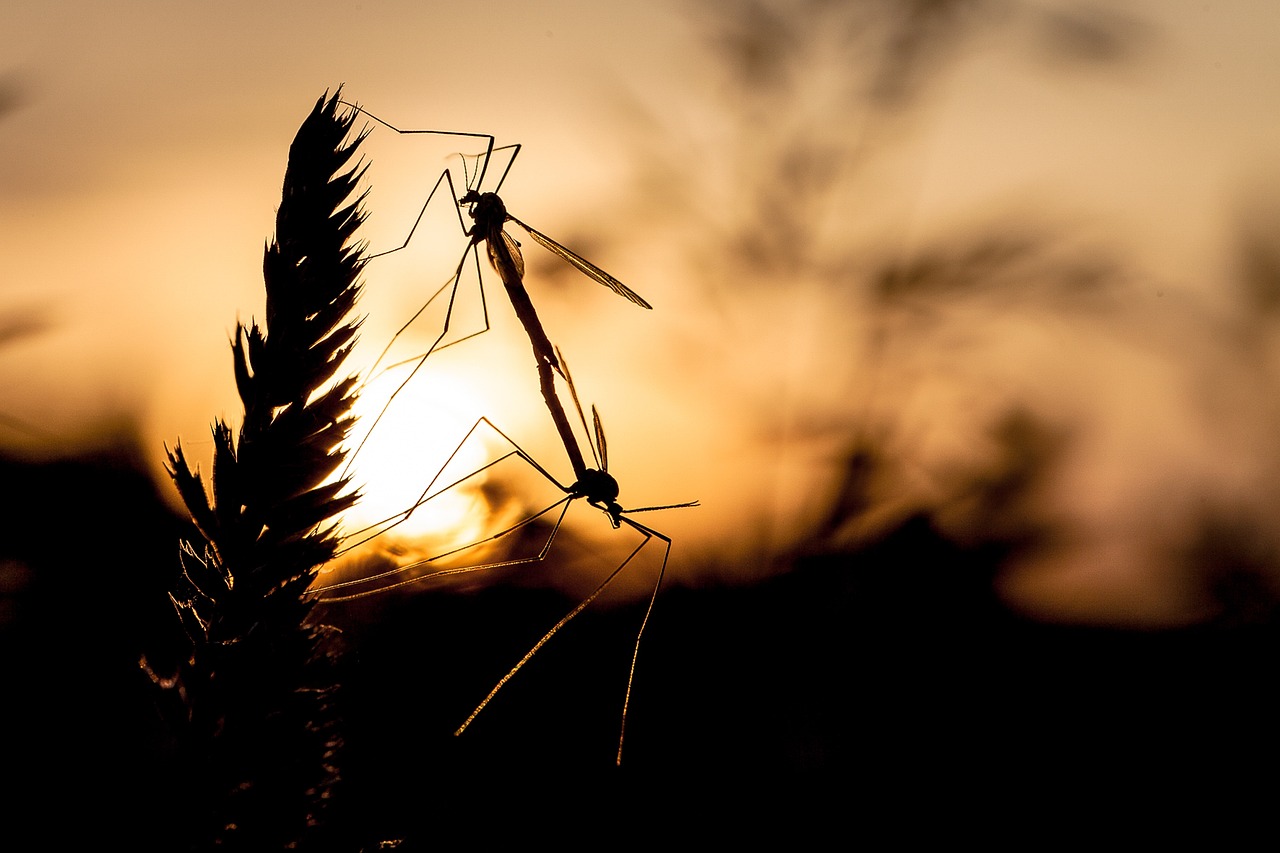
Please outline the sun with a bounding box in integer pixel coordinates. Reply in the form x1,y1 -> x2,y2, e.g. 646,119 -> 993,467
336,364 -> 500,552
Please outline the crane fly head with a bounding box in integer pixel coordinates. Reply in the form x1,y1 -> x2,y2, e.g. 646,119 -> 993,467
459,190 -> 506,229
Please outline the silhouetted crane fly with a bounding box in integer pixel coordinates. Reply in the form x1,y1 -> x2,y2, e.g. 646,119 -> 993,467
335,102 -> 651,478
311,347 -> 697,765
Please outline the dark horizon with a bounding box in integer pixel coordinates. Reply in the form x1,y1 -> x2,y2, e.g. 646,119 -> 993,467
3,434 -> 1277,847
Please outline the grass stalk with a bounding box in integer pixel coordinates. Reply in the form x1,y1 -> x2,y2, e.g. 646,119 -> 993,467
148,89 -> 369,851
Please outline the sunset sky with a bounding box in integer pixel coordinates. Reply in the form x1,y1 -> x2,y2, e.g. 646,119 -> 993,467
4,0 -> 1280,627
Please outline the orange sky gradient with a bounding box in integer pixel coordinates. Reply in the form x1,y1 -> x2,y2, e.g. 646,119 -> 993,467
4,0 -> 1280,627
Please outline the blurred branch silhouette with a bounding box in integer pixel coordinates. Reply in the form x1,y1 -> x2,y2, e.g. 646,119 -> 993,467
0,306 -> 57,443
146,90 -> 368,851
602,2 -> 1222,606
0,71 -> 25,119
659,0 -> 1152,295
0,306 -> 51,348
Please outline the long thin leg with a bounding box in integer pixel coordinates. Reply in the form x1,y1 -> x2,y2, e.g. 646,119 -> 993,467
342,225 -> 486,481
367,165 -> 470,260
337,100 -> 501,192
338,102 -> 631,490
338,416 -> 575,554
326,405 -> 689,764
329,102 -> 681,762
613,515 -> 674,766
336,113 -> 523,479
459,142 -> 522,197
313,414 -> 585,601
352,166 -> 471,384
312,497 -> 575,601
453,514 -> 657,741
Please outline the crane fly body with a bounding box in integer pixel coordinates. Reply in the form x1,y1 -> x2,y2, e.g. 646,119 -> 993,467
310,409 -> 698,766
311,347 -> 698,765
336,102 -> 651,482
319,100 -> 694,765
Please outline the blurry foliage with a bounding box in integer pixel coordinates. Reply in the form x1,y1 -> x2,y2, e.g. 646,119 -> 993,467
0,432 -> 192,848
1032,3 -> 1154,67
1234,200 -> 1280,327
636,0 -> 1152,300
621,0 -> 1280,621
812,405 -> 1069,558
687,0 -> 998,105
869,227 -> 1121,316
0,305 -> 52,347
0,71 -> 25,119
1188,512 -> 1280,628
0,306 -> 58,445
656,3 -> 1152,428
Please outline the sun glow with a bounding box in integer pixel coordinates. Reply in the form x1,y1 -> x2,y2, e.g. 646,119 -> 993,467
336,365 -> 500,554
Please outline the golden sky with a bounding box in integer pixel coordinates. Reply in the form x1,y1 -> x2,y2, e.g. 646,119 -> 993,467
4,0 -> 1280,626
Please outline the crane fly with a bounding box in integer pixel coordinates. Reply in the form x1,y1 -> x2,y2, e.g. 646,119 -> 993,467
310,347 -> 697,765
336,101 -> 651,480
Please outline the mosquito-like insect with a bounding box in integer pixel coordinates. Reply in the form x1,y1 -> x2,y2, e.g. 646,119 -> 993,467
310,348 -> 697,765
336,102 -> 652,479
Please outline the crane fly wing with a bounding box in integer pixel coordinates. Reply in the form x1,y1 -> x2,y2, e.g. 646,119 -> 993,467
592,405 -> 608,474
554,345 -> 601,471
493,227 -> 525,280
511,217 -> 653,309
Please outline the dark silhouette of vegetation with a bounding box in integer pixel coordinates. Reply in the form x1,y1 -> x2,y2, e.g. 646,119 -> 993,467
146,90 -> 368,851
0,433 -> 191,849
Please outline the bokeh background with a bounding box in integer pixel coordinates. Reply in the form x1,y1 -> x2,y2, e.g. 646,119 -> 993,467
4,0 -> 1280,845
